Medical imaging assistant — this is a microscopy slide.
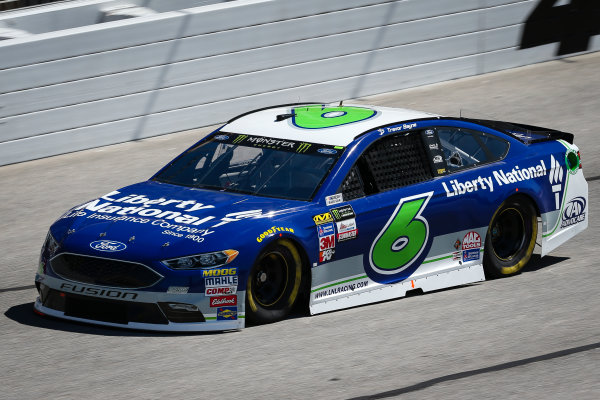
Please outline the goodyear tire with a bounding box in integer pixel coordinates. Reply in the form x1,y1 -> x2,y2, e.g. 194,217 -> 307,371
483,197 -> 538,279
246,239 -> 303,324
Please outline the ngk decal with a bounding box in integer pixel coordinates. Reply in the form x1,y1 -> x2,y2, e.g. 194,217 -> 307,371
462,231 -> 481,250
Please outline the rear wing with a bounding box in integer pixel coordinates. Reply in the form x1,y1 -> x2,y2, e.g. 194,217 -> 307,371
464,118 -> 574,145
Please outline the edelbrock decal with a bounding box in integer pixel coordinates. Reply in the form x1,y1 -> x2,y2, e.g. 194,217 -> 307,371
90,240 -> 127,252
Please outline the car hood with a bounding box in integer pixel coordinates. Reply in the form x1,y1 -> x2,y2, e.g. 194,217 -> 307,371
52,180 -> 308,261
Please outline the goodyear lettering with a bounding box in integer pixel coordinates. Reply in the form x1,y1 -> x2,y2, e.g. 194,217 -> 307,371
256,226 -> 295,243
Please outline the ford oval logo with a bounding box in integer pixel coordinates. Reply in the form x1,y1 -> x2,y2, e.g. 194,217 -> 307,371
318,148 -> 337,155
214,135 -> 229,141
90,240 -> 127,252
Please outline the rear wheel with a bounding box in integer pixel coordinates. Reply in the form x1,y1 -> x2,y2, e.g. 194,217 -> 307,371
246,240 -> 303,324
483,197 -> 538,279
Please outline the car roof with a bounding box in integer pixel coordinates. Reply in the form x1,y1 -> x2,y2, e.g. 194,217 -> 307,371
222,103 -> 440,147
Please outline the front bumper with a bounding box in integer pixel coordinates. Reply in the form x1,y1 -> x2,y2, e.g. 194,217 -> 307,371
34,274 -> 244,332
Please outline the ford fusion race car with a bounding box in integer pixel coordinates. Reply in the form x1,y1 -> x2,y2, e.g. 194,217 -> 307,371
34,103 -> 588,331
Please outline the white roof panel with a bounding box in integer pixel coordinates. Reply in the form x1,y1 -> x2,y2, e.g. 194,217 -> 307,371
222,104 -> 439,147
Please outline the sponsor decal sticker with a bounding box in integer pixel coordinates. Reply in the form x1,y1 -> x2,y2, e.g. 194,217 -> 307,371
433,155 -> 443,164
561,197 -> 586,228
336,218 -> 358,242
429,143 -> 439,150
330,204 -> 355,221
319,248 -> 335,262
202,268 -> 237,277
325,193 -> 344,206
296,142 -> 312,153
89,240 -> 127,252
214,135 -> 229,141
210,295 -> 237,307
205,276 -> 238,287
442,158 -> 553,198
462,231 -> 481,250
167,286 -> 189,294
216,307 -> 238,320
318,148 -> 337,155
462,249 -> 480,262
317,223 -> 335,237
205,286 -> 237,296
256,226 -> 295,242
452,251 -> 461,261
319,235 -> 335,251
313,212 -> 333,225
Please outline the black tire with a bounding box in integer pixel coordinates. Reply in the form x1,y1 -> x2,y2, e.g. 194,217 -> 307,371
483,197 -> 538,279
246,239 -> 303,324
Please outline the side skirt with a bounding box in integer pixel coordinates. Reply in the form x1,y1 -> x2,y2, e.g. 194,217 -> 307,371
310,264 -> 485,315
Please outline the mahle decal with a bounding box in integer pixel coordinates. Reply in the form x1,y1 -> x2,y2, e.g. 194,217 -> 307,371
292,105 -> 376,129
369,192 -> 433,276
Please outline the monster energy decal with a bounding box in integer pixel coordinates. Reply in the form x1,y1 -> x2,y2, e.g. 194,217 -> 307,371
292,105 -> 377,129
213,133 -> 342,156
367,192 -> 433,282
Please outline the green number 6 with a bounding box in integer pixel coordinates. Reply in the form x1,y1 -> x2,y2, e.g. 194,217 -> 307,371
369,192 -> 433,274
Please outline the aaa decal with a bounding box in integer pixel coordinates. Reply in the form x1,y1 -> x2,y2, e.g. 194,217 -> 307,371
292,105 -> 377,129
368,192 -> 433,281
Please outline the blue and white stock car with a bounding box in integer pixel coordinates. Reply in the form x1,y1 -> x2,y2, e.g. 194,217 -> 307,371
34,103 -> 588,331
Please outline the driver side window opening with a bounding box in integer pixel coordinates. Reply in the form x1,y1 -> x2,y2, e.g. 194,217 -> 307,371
437,127 -> 509,171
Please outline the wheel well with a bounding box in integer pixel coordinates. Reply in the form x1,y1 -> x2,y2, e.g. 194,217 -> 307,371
275,238 -> 311,309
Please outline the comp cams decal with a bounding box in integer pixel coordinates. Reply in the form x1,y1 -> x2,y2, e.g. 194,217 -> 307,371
367,192 -> 433,283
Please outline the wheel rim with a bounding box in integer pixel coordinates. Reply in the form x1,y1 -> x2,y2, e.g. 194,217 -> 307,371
490,208 -> 526,261
251,251 -> 289,307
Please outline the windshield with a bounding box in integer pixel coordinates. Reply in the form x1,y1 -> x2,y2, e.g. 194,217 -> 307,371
153,133 -> 344,201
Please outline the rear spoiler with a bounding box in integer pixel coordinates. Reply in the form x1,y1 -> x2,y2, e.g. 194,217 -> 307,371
464,118 -> 574,144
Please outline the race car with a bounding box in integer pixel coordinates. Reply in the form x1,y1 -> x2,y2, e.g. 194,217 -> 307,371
34,103 -> 588,331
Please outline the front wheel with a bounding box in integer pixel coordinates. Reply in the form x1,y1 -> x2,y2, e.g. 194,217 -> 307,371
483,197 -> 538,279
246,240 -> 303,324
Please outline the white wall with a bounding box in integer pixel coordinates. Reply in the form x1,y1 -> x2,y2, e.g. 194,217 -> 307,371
1,0 -> 598,165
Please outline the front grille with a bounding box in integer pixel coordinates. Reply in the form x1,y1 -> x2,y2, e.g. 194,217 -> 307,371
50,253 -> 162,289
43,289 -> 169,325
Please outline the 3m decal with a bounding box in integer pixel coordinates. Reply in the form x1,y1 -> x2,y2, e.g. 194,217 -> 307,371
561,197 -> 586,228
313,212 -> 333,225
292,105 -> 377,129
368,192 -> 433,279
319,235 -> 335,251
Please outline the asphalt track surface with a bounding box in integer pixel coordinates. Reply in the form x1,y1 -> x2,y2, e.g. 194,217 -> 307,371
1,52 -> 599,399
